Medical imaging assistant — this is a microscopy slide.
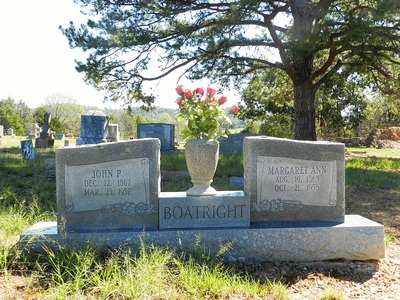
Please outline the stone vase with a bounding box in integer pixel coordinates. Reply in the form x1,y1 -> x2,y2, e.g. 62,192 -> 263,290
185,139 -> 219,196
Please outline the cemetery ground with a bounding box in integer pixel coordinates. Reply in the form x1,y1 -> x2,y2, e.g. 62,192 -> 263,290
0,136 -> 399,299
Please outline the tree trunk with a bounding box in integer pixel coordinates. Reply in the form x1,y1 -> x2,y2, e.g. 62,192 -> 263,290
293,82 -> 317,140
291,0 -> 317,141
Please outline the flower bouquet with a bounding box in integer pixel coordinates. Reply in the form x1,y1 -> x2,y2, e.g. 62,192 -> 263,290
175,85 -> 239,196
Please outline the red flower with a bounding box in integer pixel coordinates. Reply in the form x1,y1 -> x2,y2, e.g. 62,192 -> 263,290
195,87 -> 204,96
230,104 -> 239,114
177,99 -> 185,107
218,95 -> 227,105
175,85 -> 184,96
206,87 -> 216,97
184,89 -> 193,99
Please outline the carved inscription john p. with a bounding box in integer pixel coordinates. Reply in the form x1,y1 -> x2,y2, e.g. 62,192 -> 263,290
256,157 -> 337,212
65,158 -> 149,212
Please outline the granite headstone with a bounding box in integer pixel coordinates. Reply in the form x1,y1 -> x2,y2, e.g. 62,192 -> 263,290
76,110 -> 109,145
56,138 -> 160,232
137,123 -> 175,151
244,136 -> 345,223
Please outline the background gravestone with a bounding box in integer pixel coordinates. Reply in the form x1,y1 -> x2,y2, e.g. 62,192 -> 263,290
244,136 -> 345,223
219,133 -> 262,154
7,128 -> 14,136
20,140 -> 35,159
76,110 -> 109,145
35,112 -> 55,148
0,125 -> 3,137
137,123 -> 175,151
106,124 -> 120,142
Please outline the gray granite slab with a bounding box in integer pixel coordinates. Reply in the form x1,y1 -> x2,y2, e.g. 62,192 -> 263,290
244,137 -> 345,223
56,139 -> 160,232
20,215 -> 385,262
159,191 -> 250,229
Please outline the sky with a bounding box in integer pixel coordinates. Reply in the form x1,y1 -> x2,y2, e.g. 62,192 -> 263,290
0,0 -> 240,110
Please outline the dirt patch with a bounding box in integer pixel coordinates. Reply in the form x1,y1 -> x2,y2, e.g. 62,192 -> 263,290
363,126 -> 400,149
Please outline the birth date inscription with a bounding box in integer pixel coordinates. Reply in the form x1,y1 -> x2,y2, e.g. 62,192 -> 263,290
256,157 -> 337,210
65,158 -> 149,212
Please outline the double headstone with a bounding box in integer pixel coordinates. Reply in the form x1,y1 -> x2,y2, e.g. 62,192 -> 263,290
22,136 -> 385,261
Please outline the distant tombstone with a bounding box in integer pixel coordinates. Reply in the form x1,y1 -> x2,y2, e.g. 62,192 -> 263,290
0,125 -> 3,137
106,124 -> 120,142
76,110 -> 109,145
56,138 -> 161,232
55,134 -> 65,140
244,136 -> 345,224
220,133 -> 261,154
7,128 -> 14,136
137,123 -> 175,151
40,112 -> 51,138
35,112 -> 55,148
20,140 -> 35,159
27,123 -> 40,138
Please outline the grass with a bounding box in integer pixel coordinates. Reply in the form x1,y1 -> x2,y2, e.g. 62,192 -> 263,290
0,136 -> 399,299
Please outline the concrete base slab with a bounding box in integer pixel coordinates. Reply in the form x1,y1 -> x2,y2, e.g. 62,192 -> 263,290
19,215 -> 385,262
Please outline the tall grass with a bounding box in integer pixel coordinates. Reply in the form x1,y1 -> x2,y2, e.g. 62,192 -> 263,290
346,157 -> 400,189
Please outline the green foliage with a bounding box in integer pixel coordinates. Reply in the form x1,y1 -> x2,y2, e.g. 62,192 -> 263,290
42,93 -> 85,135
0,97 -> 25,135
61,0 -> 400,140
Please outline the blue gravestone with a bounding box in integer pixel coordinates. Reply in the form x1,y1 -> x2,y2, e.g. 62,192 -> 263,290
76,110 -> 109,145
21,140 -> 35,159
137,123 -> 175,151
219,133 -> 262,154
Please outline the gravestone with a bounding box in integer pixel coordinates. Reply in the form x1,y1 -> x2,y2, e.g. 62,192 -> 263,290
76,110 -> 109,145
244,136 -> 345,223
27,123 -> 40,138
219,133 -> 261,154
20,140 -> 35,159
7,128 -> 14,136
0,125 -> 3,137
106,124 -> 120,142
21,136 -> 385,262
137,123 -> 175,151
55,134 -> 65,140
56,138 -> 160,232
35,112 -> 55,148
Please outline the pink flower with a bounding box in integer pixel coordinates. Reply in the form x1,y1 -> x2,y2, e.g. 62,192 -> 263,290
184,89 -> 193,99
195,87 -> 204,96
177,99 -> 185,107
218,95 -> 227,105
206,87 -> 216,97
175,85 -> 184,96
206,97 -> 216,103
230,104 -> 239,114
